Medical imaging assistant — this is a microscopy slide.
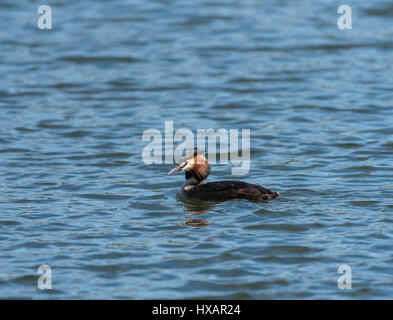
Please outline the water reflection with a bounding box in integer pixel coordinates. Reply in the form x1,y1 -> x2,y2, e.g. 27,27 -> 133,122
184,216 -> 209,229
178,196 -> 214,229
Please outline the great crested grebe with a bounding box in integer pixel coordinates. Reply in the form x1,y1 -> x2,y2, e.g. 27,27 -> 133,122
168,149 -> 279,202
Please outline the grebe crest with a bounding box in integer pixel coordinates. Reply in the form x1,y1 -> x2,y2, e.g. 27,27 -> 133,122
167,148 -> 210,191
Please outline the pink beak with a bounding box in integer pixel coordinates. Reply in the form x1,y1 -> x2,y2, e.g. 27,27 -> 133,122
167,163 -> 186,175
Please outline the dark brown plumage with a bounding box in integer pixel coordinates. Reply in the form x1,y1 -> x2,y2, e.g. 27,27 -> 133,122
183,181 -> 279,202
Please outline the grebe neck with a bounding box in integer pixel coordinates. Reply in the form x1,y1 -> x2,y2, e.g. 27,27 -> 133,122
181,172 -> 205,192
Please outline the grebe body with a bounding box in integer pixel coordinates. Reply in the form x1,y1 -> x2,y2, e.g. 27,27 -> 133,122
168,150 -> 279,202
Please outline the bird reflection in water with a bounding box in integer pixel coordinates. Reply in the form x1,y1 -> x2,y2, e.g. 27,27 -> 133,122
177,195 -> 213,229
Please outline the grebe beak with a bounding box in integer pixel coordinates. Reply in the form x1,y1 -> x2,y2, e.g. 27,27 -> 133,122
167,162 -> 186,175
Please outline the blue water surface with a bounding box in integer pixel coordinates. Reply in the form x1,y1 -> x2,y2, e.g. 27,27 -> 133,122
0,0 -> 392,299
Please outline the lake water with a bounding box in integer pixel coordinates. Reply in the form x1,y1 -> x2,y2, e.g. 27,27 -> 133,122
1,0 -> 393,299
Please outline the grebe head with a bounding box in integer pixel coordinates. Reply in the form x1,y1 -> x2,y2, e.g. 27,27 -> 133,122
167,148 -> 210,183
